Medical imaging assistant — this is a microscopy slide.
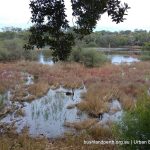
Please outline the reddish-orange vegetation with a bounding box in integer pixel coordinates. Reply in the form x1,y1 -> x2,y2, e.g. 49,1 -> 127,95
0,63 -> 23,93
0,61 -> 150,113
0,61 -> 149,150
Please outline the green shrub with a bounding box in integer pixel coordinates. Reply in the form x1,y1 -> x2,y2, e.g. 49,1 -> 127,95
141,51 -> 150,61
0,39 -> 23,61
0,48 -> 11,61
0,38 -> 39,61
42,49 -> 52,58
70,47 -> 108,67
142,42 -> 150,51
141,42 -> 150,61
114,90 -> 150,150
141,46 -> 150,61
23,49 -> 38,61
69,47 -> 83,62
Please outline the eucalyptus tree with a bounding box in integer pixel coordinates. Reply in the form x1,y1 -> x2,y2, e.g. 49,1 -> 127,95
25,0 -> 130,61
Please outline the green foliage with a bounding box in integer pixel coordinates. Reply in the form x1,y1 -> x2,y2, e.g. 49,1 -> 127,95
141,51 -> 150,61
0,29 -> 38,61
141,42 -> 150,60
27,0 -> 129,61
0,39 -> 23,61
70,48 -> 108,67
77,30 -> 150,48
0,48 -> 10,61
23,49 -> 38,61
142,42 -> 150,51
114,90 -> 150,150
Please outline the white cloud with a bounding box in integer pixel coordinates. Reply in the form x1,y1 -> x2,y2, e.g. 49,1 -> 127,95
0,0 -> 149,31
96,0 -> 150,31
0,0 -> 31,27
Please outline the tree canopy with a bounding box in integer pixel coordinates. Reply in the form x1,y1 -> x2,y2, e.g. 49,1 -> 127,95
26,0 -> 130,61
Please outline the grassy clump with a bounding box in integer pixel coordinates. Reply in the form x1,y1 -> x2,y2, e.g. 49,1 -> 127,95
77,84 -> 119,117
70,47 -> 108,67
28,82 -> 50,98
64,119 -> 98,130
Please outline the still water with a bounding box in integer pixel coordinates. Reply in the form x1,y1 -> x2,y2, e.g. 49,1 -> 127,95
39,52 -> 53,65
38,52 -> 140,65
109,55 -> 140,64
1,87 -> 87,138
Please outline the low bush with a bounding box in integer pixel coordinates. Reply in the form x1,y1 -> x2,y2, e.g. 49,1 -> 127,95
0,48 -> 10,61
141,51 -> 150,61
0,38 -> 38,61
141,42 -> 150,61
114,91 -> 150,150
70,47 -> 108,67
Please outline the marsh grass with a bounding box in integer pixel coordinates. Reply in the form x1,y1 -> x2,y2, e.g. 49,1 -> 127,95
77,84 -> 119,117
0,133 -> 117,150
0,124 -> 116,150
28,82 -> 50,98
0,133 -> 49,150
0,61 -> 150,107
64,119 -> 98,130
15,108 -> 25,117
0,61 -> 150,149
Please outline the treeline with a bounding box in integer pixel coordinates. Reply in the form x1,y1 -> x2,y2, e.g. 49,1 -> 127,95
0,27 -> 29,42
0,27 -> 150,62
76,30 -> 150,48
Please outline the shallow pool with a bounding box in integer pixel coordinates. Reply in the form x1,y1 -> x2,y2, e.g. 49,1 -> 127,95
1,87 -> 87,138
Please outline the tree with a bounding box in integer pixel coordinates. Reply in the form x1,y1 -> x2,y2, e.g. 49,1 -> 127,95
26,0 -> 130,61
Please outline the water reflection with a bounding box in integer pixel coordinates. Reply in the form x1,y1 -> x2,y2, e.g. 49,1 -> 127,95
39,52 -> 140,66
100,100 -> 123,126
1,87 -> 87,138
109,55 -> 140,64
39,52 -> 53,65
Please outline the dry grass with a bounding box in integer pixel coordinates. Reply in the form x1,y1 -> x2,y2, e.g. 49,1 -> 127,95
10,81 -> 49,102
28,82 -> 50,98
0,61 -> 150,107
0,63 -> 23,94
0,125 -> 117,150
0,133 -> 49,150
64,119 -> 98,130
15,108 -> 25,117
66,104 -> 77,109
87,125 -> 113,140
0,61 -> 149,149
77,84 -> 119,117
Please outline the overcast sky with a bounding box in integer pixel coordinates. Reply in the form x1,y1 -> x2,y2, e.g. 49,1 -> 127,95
0,0 -> 149,31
